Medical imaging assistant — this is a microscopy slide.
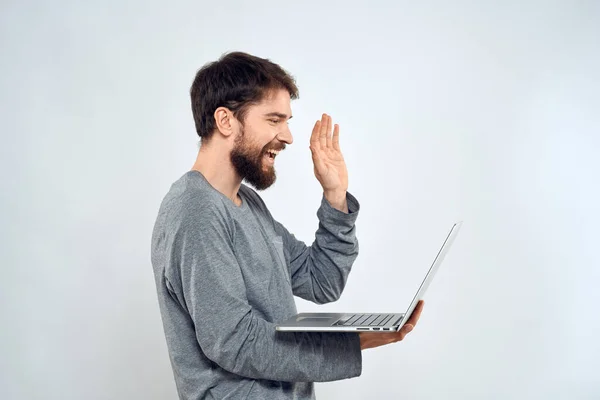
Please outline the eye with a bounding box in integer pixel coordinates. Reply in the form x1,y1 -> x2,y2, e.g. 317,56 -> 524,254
269,119 -> 279,124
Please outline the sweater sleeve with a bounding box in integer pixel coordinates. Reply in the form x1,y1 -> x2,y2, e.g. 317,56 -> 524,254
273,191 -> 360,304
169,201 -> 362,382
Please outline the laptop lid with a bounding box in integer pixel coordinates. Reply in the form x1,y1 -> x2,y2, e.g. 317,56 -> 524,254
394,221 -> 463,330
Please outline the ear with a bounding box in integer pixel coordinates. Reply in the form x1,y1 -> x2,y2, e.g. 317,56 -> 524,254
213,107 -> 236,138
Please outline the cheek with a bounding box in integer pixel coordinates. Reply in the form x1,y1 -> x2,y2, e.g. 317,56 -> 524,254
245,125 -> 272,145
265,133 -> 280,146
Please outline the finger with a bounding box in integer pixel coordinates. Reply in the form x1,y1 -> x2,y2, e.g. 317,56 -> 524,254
310,120 -> 321,148
326,117 -> 333,149
319,114 -> 328,148
393,323 -> 414,342
310,144 -> 327,173
402,324 -> 414,338
406,300 -> 425,327
332,124 -> 340,151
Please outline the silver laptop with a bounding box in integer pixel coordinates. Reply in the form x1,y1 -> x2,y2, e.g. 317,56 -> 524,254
275,221 -> 462,332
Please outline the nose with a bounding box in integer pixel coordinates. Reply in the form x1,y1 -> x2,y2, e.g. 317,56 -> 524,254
277,125 -> 293,145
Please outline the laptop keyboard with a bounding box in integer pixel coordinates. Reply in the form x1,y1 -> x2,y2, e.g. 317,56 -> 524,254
335,313 -> 398,327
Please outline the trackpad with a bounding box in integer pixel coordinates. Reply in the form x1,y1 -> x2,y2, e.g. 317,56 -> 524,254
296,316 -> 331,322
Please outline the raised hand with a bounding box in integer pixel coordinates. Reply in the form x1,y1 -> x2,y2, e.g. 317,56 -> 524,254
309,114 -> 349,212
309,113 -> 348,195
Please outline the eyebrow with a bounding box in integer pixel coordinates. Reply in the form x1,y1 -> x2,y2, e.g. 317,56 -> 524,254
263,112 -> 293,120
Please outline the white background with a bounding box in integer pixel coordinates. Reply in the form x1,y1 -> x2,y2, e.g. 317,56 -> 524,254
1,0 -> 599,399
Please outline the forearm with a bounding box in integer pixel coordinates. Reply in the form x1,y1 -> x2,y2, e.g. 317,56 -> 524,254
285,192 -> 360,303
195,308 -> 362,382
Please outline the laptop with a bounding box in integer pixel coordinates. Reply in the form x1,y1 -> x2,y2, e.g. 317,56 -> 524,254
275,221 -> 462,332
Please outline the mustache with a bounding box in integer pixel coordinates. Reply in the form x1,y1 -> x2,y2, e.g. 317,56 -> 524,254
264,143 -> 286,152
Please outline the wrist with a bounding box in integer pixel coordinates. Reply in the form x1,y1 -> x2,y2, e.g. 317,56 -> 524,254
324,190 -> 348,213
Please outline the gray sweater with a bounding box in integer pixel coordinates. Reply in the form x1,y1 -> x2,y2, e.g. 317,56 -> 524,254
150,170 -> 362,399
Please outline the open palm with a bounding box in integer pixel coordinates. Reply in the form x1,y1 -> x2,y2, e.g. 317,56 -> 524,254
309,114 -> 348,193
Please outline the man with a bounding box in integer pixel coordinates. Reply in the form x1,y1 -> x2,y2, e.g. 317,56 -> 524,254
151,51 -> 424,399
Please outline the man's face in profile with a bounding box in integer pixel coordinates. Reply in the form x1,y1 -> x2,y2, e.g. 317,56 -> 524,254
230,89 -> 294,190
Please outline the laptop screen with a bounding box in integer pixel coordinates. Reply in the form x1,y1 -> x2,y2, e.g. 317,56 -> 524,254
397,221 -> 462,329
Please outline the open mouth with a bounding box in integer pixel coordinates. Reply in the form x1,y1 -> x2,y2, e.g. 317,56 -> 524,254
265,149 -> 280,160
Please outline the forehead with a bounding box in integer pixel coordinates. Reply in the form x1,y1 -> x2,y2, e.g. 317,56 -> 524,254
249,88 -> 292,117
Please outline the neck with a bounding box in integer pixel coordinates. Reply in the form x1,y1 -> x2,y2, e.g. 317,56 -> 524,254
191,143 -> 243,206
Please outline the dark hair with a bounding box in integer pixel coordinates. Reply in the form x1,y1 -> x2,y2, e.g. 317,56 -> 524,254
190,51 -> 299,142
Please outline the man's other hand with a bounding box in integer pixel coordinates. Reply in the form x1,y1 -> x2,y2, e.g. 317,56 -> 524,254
359,300 -> 425,351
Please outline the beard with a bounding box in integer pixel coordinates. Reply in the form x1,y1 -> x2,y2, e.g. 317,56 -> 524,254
230,127 -> 278,191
